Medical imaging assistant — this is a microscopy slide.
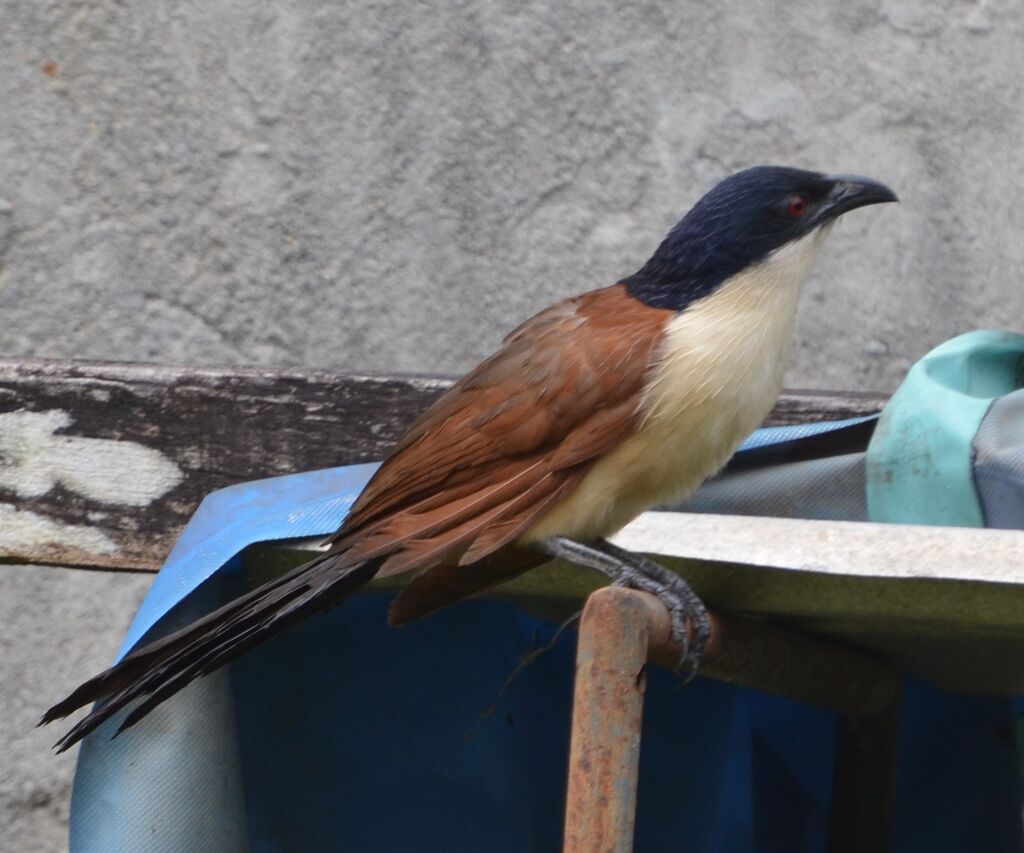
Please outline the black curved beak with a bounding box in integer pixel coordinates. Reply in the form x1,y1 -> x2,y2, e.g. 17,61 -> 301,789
818,174 -> 898,224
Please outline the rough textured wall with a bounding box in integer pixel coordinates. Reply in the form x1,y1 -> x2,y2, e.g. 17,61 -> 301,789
3,0 -> 1022,390
2,0 -> 1022,849
0,567 -> 149,853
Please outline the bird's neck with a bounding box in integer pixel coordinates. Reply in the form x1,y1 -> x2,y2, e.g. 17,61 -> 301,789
622,231 -> 749,312
623,226 -> 826,312
622,267 -> 720,312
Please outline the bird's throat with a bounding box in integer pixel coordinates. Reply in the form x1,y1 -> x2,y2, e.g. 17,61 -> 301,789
522,230 -> 822,544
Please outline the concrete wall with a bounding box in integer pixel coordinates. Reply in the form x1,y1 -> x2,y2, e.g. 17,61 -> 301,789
2,0 -> 1022,849
0,567 -> 150,853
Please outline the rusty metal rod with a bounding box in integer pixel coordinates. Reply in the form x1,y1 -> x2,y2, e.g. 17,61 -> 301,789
563,587 -> 657,853
662,614 -> 898,718
563,586 -> 900,853
827,695 -> 901,853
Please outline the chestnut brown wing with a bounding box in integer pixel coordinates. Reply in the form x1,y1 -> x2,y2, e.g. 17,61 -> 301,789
325,284 -> 671,578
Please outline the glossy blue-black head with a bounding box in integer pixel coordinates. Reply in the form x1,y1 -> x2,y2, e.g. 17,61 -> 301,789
624,166 -> 897,311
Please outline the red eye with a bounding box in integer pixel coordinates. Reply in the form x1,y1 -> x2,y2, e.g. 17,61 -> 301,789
787,195 -> 808,217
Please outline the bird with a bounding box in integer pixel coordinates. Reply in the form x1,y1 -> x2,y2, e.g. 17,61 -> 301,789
42,165 -> 897,751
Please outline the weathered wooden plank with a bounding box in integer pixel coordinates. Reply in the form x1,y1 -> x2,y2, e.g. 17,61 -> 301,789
763,389 -> 888,426
0,358 -> 887,572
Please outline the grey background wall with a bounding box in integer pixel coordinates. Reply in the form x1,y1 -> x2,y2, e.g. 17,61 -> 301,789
2,0 -> 1022,849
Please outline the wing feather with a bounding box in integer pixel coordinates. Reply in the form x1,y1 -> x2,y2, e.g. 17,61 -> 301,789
327,284 -> 670,580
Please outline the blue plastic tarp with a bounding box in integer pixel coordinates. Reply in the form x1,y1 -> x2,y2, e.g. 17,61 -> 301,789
68,351 -> 1024,851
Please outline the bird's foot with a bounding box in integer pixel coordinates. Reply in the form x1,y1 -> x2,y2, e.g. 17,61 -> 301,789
535,535 -> 709,678
597,538 -> 710,678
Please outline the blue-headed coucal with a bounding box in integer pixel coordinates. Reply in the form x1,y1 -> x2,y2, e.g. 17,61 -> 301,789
43,165 -> 897,750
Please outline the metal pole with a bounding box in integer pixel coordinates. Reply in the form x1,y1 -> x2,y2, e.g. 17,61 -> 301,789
563,587 -> 666,853
563,586 -> 900,853
827,696 -> 901,853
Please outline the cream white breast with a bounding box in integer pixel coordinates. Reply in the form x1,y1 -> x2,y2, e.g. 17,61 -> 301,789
522,227 -> 831,543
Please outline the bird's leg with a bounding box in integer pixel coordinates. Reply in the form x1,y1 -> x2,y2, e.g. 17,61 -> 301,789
534,535 -> 709,678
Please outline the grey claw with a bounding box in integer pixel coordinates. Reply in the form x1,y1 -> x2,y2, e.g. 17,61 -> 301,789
674,600 -> 709,683
668,606 -> 691,665
534,535 -> 710,681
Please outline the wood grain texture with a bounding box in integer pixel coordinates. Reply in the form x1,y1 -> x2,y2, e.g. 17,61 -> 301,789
0,358 -> 887,572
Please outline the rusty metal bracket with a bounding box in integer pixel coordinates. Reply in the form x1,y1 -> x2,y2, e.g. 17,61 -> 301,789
563,586 -> 900,853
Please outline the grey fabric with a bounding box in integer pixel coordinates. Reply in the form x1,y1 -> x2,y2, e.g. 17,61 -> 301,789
972,390 -> 1024,529
672,453 -> 868,522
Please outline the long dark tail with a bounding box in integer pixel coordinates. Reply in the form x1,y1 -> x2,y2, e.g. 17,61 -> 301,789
41,553 -> 380,752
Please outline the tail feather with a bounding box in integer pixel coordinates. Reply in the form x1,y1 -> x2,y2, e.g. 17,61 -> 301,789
41,555 -> 333,725
43,553 -> 379,752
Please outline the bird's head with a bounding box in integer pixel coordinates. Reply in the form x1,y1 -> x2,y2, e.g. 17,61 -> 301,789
624,166 -> 897,310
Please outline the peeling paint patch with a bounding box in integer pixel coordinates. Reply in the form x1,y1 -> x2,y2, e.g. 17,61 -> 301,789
0,502 -> 119,553
0,409 -> 184,506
